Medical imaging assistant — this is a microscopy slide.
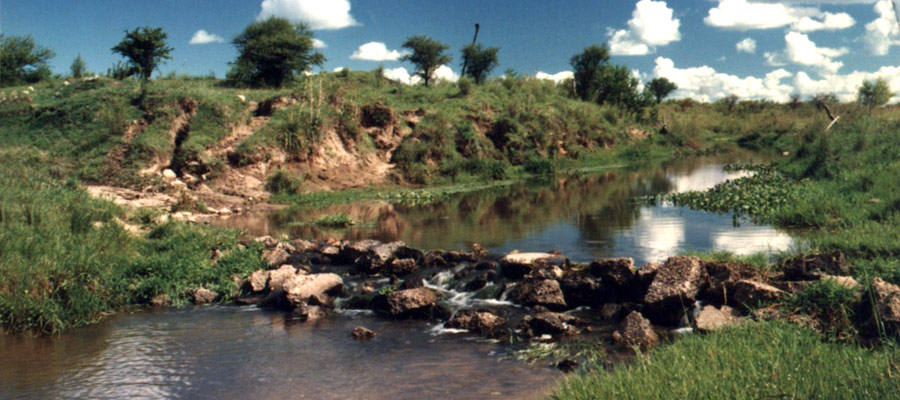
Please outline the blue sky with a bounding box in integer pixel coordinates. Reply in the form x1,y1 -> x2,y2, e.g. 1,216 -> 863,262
3,0 -> 900,102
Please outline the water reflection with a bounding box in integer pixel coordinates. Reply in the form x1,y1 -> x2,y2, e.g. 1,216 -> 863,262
218,153 -> 792,265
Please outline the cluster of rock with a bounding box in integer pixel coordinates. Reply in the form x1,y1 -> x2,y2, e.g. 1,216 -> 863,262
189,237 -> 894,352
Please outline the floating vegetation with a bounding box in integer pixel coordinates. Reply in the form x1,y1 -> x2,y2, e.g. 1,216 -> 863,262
313,213 -> 355,228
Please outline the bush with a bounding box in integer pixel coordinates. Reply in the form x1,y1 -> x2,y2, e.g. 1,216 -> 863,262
523,157 -> 556,175
265,169 -> 301,195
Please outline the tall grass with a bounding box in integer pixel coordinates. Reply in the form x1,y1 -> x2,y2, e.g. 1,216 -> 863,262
552,322 -> 900,400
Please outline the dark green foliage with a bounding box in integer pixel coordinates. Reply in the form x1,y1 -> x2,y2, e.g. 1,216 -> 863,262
265,169 -> 301,195
523,156 -> 555,175
70,54 -> 87,79
313,213 -> 354,227
111,26 -> 172,81
858,78 -> 892,110
460,43 -> 499,84
400,35 -> 451,87
570,44 -> 648,113
0,34 -> 55,87
227,17 -> 325,88
646,77 -> 677,103
107,61 -> 136,80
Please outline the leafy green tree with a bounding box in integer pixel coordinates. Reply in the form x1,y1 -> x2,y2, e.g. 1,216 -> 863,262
400,35 -> 451,87
857,78 -> 892,111
111,26 -> 172,81
646,77 -> 677,103
227,17 -> 324,88
460,43 -> 498,84
70,54 -> 87,78
570,44 -> 610,102
0,34 -> 55,87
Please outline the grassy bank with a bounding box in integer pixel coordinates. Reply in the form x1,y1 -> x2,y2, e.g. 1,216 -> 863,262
552,322 -> 900,400
0,149 -> 266,334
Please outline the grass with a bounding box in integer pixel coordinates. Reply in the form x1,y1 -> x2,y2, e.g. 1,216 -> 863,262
312,212 -> 354,227
552,322 -> 900,400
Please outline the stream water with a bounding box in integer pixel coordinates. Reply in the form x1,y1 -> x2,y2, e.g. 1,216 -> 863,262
1,153 -> 795,400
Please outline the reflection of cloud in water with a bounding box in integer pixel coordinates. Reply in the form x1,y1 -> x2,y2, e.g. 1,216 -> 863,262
667,164 -> 752,193
713,228 -> 793,256
623,205 -> 685,263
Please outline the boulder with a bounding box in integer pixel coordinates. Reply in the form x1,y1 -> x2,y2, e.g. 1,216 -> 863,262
501,252 -> 560,280
642,257 -> 706,322
385,258 -> 419,276
356,241 -> 406,274
702,261 -> 761,305
732,279 -> 783,307
254,235 -> 279,249
871,278 -> 900,325
509,279 -> 567,310
383,288 -> 441,318
352,326 -> 376,340
291,239 -> 318,253
612,311 -> 658,350
637,261 -> 662,287
192,288 -> 217,304
694,305 -> 741,332
781,253 -> 849,280
590,258 -> 637,289
296,304 -> 326,322
445,309 -> 507,334
283,273 -> 344,308
423,250 -> 448,268
267,265 -> 304,292
248,270 -> 269,292
522,311 -> 579,336
340,240 -> 382,262
559,269 -> 603,307
261,243 -> 292,267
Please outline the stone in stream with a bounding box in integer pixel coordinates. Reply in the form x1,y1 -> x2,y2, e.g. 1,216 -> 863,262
261,242 -> 294,267
500,252 -> 562,280
376,288 -> 441,318
284,273 -> 344,307
521,311 -> 579,336
612,311 -> 658,351
445,309 -> 506,335
642,256 -> 707,324
508,279 -> 567,310
192,288 -> 218,304
590,258 -> 638,289
385,258 -> 419,276
355,241 -> 406,274
352,326 -> 376,340
340,239 -> 382,263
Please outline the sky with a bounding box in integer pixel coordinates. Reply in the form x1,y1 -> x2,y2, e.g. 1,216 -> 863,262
4,0 -> 900,102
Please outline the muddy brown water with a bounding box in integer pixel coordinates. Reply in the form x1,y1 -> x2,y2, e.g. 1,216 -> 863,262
1,153 -> 795,400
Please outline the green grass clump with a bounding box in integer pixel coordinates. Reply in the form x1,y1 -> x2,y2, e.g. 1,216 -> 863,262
552,322 -> 900,400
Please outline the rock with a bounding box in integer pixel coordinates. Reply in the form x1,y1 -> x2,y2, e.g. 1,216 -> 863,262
291,239 -> 318,253
871,278 -> 900,325
283,273 -> 344,308
261,243 -> 292,267
192,288 -> 218,304
642,257 -> 706,322
694,305 -> 741,331
296,304 -> 326,322
352,326 -> 376,340
732,279 -> 784,307
445,250 -> 478,263
781,253 -> 850,280
356,241 -> 406,274
702,261 -> 761,304
385,258 -> 419,276
150,293 -> 171,307
612,311 -> 658,350
254,235 -> 279,248
423,250 -> 448,268
340,239 -> 382,262
557,358 -> 579,373
383,288 -> 440,318
637,261 -> 662,287
249,270 -> 269,292
590,258 -> 637,288
267,264 -> 304,292
559,269 -> 603,307
171,180 -> 187,190
445,309 -> 506,335
523,311 -> 579,336
599,303 -> 633,321
509,279 -> 567,310
162,169 -> 177,180
501,252 -> 561,280
821,274 -> 860,291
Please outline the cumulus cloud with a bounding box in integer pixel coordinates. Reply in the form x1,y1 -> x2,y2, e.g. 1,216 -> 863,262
765,32 -> 847,74
381,65 -> 457,84
793,67 -> 900,103
652,57 -> 794,102
351,42 -> 404,61
189,30 -> 224,45
705,0 -> 855,32
535,71 -> 574,84
312,38 -> 327,48
736,38 -> 757,53
609,0 -> 680,56
862,0 -> 900,55
258,0 -> 358,30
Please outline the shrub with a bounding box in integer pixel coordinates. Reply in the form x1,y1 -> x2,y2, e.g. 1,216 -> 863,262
265,169 -> 301,195
523,156 -> 556,175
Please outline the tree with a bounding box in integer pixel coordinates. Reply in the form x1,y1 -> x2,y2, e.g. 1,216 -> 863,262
857,78 -> 892,111
400,35 -> 451,87
646,77 -> 677,103
227,17 -> 324,88
0,34 -> 55,87
460,43 -> 498,84
70,54 -> 86,78
111,26 -> 172,81
570,44 -> 610,102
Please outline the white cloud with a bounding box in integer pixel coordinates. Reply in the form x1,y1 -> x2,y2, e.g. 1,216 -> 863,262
705,0 -> 855,32
434,65 -> 459,83
862,0 -> 900,55
382,67 -> 420,85
312,38 -> 327,48
189,30 -> 224,45
793,67 -> 900,103
652,57 -> 794,102
535,71 -> 574,84
766,32 -> 847,74
350,42 -> 404,61
332,66 -> 347,72
609,0 -> 680,56
736,38 -> 757,53
257,0 -> 358,30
